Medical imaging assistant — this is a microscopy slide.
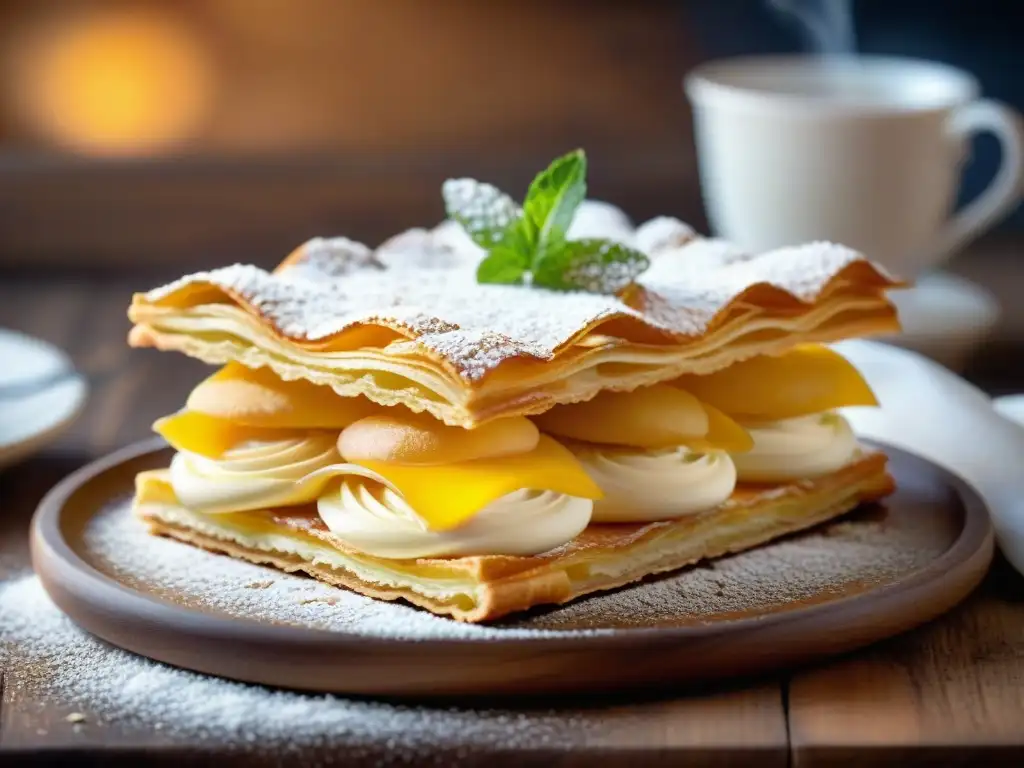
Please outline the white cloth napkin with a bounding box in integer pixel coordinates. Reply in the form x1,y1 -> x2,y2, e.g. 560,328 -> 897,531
836,340 -> 1024,575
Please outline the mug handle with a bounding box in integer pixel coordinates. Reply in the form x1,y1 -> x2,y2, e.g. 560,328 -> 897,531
932,99 -> 1024,260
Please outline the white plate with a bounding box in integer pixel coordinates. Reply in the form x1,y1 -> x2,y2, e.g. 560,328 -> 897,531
0,329 -> 88,470
838,340 -> 1024,578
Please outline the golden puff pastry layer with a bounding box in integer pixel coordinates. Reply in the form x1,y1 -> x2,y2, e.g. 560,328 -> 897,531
128,218 -> 900,427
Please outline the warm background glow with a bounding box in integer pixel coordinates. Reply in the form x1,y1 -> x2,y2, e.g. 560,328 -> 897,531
0,0 -> 688,157
4,7 -> 215,156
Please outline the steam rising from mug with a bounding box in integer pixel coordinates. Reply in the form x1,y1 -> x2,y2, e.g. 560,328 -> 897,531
768,0 -> 856,56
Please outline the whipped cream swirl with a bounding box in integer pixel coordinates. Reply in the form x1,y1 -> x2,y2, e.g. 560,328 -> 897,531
317,481 -> 592,558
732,413 -> 858,483
572,445 -> 737,523
170,433 -> 340,514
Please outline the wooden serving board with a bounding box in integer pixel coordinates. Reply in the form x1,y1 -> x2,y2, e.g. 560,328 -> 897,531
29,438 -> 993,698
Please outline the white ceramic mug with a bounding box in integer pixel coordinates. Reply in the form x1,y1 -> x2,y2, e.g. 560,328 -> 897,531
685,56 -> 1024,277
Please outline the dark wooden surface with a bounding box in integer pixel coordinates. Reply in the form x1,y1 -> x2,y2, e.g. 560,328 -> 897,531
2,271 -> 1024,765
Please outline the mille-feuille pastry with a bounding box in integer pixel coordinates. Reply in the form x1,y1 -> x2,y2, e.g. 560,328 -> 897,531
130,149 -> 901,622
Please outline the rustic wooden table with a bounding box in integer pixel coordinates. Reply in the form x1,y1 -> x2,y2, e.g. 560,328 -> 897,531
2,273 -> 1024,767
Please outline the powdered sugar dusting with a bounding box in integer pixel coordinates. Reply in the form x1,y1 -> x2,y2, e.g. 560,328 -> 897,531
376,226 -> 479,271
524,515 -> 948,631
416,329 -> 539,381
283,237 -> 385,280
137,204 -> 898,380
635,216 -> 696,256
0,576 -> 594,759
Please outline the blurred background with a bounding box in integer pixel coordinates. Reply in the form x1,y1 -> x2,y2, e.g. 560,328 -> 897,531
0,0 -> 1020,271
1,0 -> 1023,388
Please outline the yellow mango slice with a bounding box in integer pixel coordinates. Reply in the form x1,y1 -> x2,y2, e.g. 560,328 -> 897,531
353,435 -> 604,530
186,362 -> 379,428
154,410 -> 305,459
533,384 -> 709,448
673,345 -> 877,421
688,402 -> 755,453
340,411 -> 539,465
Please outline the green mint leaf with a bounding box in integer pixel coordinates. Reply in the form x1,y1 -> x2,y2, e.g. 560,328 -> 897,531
442,178 -> 522,250
475,241 -> 530,285
534,238 -> 650,294
522,149 -> 587,264
450,149 -> 643,294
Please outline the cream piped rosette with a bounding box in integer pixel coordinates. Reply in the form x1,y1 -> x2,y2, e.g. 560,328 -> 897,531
319,412 -> 601,557
730,413 -> 859,483
570,444 -> 737,523
533,384 -> 751,522
318,484 -> 592,559
170,432 -> 341,514
673,345 -> 873,482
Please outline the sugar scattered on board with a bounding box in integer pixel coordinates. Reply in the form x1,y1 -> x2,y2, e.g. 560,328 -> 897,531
0,499 -> 947,757
0,575 -> 592,760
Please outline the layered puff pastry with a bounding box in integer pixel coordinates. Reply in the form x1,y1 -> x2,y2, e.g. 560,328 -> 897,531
127,202 -> 900,430
130,202 -> 899,623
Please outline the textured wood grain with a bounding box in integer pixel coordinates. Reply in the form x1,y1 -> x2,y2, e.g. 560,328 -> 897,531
566,686 -> 788,768
788,557 -> 1024,767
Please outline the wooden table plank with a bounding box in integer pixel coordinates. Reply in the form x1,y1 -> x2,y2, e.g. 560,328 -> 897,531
0,275 -> 790,766
788,559 -> 1024,767
567,686 -> 788,767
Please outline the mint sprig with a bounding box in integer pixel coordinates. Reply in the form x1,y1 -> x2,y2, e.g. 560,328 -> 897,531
441,149 -> 649,294
522,149 -> 588,262
441,179 -> 521,249
534,238 -> 650,294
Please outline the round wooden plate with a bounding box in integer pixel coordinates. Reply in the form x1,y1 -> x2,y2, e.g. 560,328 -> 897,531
31,438 -> 993,698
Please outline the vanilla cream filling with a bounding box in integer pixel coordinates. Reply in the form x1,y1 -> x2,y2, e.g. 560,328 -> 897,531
571,445 -> 737,523
318,481 -> 592,558
169,433 -> 592,557
732,413 -> 858,483
170,434 -> 341,514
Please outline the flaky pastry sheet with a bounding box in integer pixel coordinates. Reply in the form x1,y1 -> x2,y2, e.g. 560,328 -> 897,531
128,214 -> 901,426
